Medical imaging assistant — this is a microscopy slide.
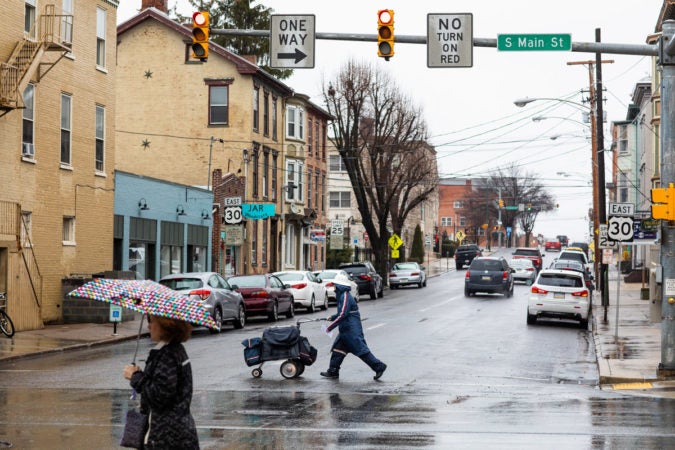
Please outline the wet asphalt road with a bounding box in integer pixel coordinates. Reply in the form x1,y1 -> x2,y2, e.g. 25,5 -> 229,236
1,255 -> 675,448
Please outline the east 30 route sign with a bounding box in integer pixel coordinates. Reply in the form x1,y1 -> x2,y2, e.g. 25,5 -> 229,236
270,15 -> 315,69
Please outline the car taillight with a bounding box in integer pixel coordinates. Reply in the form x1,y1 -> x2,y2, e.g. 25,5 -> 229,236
531,286 -> 548,294
389,273 -> 397,278
292,283 -> 307,289
326,282 -> 335,288
249,290 -> 270,298
410,272 -> 420,276
359,275 -> 372,281
502,271 -> 509,280
571,290 -> 589,297
189,289 -> 210,301
475,251 -> 481,256
465,270 -> 470,280
454,254 -> 458,260
527,268 -> 534,271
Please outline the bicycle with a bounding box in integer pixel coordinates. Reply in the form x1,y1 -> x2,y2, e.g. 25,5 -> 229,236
0,292 -> 15,338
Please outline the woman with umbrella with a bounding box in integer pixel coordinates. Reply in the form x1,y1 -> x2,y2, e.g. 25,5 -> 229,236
123,315 -> 199,449
320,279 -> 387,380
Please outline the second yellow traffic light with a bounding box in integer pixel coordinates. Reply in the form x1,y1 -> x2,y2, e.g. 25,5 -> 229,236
192,11 -> 210,61
377,9 -> 395,60
651,183 -> 675,220
498,199 -> 504,208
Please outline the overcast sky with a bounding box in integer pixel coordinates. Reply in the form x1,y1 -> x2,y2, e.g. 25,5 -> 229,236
117,0 -> 663,242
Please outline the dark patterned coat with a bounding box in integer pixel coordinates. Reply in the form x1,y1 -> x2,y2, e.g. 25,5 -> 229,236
326,283 -> 370,356
130,342 -> 199,449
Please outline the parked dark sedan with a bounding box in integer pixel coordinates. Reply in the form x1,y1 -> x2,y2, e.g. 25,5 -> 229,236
464,257 -> 514,297
159,272 -> 246,333
227,274 -> 295,321
339,261 -> 384,300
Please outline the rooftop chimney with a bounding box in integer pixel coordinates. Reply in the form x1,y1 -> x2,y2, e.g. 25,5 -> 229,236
141,0 -> 168,13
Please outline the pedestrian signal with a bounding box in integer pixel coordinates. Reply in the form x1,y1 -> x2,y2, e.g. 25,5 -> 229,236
651,184 -> 675,220
192,11 -> 210,61
377,9 -> 395,60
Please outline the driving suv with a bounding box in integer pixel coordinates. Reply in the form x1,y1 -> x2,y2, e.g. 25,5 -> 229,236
465,257 -> 515,297
339,261 -> 384,300
454,244 -> 483,270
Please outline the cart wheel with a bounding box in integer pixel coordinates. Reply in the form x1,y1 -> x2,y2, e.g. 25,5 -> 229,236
296,362 -> 305,377
280,360 -> 299,379
252,368 -> 262,378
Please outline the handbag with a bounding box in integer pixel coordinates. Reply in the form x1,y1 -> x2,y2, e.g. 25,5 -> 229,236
120,409 -> 149,449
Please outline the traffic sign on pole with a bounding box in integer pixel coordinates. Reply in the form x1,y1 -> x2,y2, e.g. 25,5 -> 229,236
497,34 -> 571,51
270,15 -> 315,69
427,13 -> 473,68
607,216 -> 634,242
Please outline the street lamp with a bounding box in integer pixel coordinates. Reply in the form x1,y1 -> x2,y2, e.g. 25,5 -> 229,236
513,97 -> 589,111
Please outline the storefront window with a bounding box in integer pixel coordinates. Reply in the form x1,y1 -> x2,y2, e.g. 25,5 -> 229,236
160,245 -> 182,277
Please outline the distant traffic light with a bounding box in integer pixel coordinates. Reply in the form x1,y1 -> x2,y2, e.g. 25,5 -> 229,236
527,203 -> 532,211
192,11 -> 210,61
377,9 -> 395,60
498,199 -> 504,208
651,184 -> 675,220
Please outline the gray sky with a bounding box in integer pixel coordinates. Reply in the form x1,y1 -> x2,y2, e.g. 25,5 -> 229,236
118,0 -> 662,242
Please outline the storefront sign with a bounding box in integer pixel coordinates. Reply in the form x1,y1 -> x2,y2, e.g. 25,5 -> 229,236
242,203 -> 276,219
223,225 -> 244,246
310,229 -> 326,242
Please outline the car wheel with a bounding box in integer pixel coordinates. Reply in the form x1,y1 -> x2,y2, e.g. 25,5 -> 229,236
377,284 -> 384,298
209,307 -> 223,334
464,287 -> 472,297
286,300 -> 295,319
507,283 -> 514,298
391,285 -> 398,290
268,302 -> 279,322
456,263 -> 462,270
526,309 -> 537,325
308,295 -> 316,313
321,294 -> 328,311
233,304 -> 246,329
579,314 -> 589,329
370,285 -> 377,300
423,278 -> 427,287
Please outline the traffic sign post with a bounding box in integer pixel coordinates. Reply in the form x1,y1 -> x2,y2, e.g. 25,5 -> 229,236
607,202 -> 635,242
223,206 -> 242,224
497,34 -> 571,51
270,15 -> 315,69
388,234 -> 403,250
598,224 -> 618,249
427,13 -> 473,68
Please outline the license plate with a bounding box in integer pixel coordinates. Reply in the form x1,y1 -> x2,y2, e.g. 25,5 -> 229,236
399,278 -> 408,282
554,292 -> 565,299
481,276 -> 491,281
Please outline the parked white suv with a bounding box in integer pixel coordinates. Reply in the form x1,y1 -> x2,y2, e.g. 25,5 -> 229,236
527,269 -> 591,329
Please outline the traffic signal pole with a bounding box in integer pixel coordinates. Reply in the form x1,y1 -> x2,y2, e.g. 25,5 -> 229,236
658,20 -> 675,377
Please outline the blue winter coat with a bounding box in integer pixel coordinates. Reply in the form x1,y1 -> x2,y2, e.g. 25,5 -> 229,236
326,283 -> 370,356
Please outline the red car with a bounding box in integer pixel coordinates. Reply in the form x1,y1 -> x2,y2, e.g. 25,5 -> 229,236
227,274 -> 295,322
545,240 -> 561,252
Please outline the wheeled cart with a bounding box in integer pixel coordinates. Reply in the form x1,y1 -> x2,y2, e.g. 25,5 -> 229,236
241,319 -> 319,379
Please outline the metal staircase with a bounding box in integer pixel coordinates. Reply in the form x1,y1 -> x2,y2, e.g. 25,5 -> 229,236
0,4 -> 72,117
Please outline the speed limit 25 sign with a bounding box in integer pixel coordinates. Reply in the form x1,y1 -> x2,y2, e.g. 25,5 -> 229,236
607,216 -> 634,242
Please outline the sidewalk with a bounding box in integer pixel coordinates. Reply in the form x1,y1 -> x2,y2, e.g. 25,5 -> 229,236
1,261 -> 673,393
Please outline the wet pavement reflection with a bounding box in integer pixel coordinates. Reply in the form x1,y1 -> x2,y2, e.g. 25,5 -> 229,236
1,387 -> 675,448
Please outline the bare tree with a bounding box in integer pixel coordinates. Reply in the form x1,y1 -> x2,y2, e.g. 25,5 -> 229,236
323,60 -> 436,275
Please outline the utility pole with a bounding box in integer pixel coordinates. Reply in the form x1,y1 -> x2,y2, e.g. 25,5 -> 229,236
658,20 -> 675,377
498,187 -> 502,248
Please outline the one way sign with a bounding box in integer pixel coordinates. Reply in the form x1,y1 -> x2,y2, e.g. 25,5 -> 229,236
270,15 -> 315,69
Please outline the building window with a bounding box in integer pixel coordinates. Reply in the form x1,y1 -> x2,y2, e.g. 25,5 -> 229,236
286,105 -> 304,140
307,166 -> 313,208
286,160 -> 304,201
160,245 -> 182,277
308,117 -> 313,156
262,219 -> 268,266
209,85 -> 228,125
25,0 -> 36,39
329,191 -> 351,208
63,216 -> 75,244
272,97 -> 278,140
252,146 -> 259,198
95,105 -> 105,172
441,217 -> 452,226
263,92 -> 269,136
253,87 -> 259,131
459,216 -> 466,227
315,121 -> 320,159
619,126 -> 629,154
315,170 -> 320,212
252,221 -> 258,265
96,7 -> 106,68
321,173 -> 326,210
61,0 -> 73,44
61,93 -> 72,165
322,124 -> 327,160
329,155 -> 347,172
22,84 -> 35,158
453,201 -> 464,208
262,148 -> 269,198
286,224 -> 295,266
272,151 -> 278,201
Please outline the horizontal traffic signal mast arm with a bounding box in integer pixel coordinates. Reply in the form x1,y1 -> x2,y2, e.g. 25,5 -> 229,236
211,29 -> 658,56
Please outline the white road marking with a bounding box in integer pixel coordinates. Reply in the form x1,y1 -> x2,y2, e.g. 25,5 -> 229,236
419,297 -> 461,312
365,323 -> 386,331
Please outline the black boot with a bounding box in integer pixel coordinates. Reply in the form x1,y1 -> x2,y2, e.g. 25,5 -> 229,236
359,352 -> 386,380
321,351 -> 346,378
320,368 -> 339,378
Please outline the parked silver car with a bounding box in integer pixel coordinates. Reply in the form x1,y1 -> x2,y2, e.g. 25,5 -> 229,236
389,262 -> 427,289
159,272 -> 246,333
314,269 -> 360,304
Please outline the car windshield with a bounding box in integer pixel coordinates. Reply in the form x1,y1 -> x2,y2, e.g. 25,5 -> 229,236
471,260 -> 503,271
538,273 -> 583,288
553,261 -> 584,271
316,271 -> 337,280
560,252 -> 585,263
342,267 -> 366,275
393,263 -> 417,270
276,272 -> 304,281
159,278 -> 202,290
228,275 -> 265,288
515,249 -> 539,256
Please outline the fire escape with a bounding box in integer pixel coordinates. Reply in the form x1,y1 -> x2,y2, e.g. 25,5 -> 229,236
0,4 -> 73,118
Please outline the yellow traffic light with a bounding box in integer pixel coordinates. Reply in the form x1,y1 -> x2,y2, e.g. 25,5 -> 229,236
192,11 -> 210,61
651,183 -> 675,220
377,9 -> 395,60
498,199 -> 504,208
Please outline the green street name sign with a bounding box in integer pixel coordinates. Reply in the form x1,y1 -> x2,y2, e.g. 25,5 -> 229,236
504,206 -> 519,210
497,34 -> 571,51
